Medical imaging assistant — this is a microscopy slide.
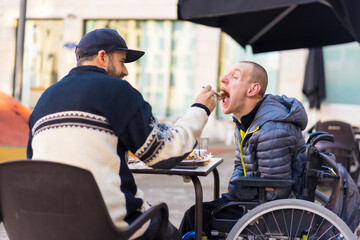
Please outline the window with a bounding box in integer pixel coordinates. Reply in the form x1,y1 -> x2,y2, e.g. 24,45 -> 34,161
85,20 -> 197,117
323,42 -> 360,105
21,20 -> 63,108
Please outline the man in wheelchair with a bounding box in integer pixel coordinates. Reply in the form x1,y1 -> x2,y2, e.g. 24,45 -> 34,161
179,61 -> 309,238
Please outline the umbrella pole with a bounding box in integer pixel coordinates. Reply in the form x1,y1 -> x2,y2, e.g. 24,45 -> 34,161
14,0 -> 27,101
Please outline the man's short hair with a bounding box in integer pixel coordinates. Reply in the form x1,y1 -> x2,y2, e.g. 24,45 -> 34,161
75,49 -> 96,66
241,61 -> 268,97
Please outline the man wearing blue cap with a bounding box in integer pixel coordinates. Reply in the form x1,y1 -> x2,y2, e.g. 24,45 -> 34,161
27,28 -> 216,239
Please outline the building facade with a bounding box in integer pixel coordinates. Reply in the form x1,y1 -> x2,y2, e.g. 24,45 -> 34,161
1,0 -> 360,144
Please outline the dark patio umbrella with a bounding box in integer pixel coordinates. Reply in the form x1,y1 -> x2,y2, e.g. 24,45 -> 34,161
302,48 -> 326,109
178,0 -> 360,53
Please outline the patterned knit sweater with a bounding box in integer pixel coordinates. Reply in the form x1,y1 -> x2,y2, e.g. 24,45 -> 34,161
27,66 -> 209,238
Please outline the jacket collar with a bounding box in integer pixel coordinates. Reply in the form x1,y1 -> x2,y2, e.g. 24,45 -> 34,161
233,98 -> 264,131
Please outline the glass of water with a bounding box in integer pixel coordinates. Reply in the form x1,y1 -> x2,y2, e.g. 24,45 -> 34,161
197,137 -> 209,158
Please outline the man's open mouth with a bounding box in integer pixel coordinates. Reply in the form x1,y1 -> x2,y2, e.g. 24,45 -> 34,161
216,90 -> 230,102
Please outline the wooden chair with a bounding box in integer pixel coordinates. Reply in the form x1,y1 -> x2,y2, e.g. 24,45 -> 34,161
0,160 -> 168,240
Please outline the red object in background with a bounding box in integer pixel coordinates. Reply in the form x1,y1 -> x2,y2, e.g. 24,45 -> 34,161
0,92 -> 32,146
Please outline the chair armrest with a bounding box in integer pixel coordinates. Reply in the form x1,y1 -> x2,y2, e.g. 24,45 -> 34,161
230,176 -> 296,187
119,202 -> 168,240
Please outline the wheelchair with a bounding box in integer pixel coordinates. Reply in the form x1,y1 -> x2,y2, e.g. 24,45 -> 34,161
201,132 -> 357,240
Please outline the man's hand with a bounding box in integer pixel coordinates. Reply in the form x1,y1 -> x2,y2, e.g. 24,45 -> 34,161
194,85 -> 216,113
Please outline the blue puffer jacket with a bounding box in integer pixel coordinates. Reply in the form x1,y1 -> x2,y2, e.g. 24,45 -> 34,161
228,94 -> 308,201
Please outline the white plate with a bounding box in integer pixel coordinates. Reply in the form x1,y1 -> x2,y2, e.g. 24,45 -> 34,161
178,157 -> 211,166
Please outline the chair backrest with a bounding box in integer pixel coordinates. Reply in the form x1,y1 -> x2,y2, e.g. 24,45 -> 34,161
0,160 -> 168,240
314,121 -> 360,181
315,121 -> 356,152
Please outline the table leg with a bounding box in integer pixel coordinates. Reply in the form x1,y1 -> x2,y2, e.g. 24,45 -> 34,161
190,176 -> 203,240
213,168 -> 220,200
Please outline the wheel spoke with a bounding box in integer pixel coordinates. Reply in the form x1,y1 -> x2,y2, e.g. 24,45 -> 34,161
244,225 -> 265,240
316,223 -> 342,240
262,215 -> 271,234
281,209 -> 290,237
271,211 -> 283,237
294,210 -> 304,238
253,220 -> 267,240
306,211 -> 316,239
311,217 -> 325,239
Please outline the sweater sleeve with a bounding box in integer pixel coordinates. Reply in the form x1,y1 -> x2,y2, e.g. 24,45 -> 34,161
106,82 -> 210,169
120,103 -> 209,169
94,78 -> 210,169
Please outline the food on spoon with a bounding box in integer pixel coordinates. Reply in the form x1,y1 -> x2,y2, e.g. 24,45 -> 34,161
216,90 -> 229,101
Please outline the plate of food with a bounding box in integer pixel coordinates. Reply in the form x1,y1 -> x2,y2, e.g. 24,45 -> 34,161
178,151 -> 213,166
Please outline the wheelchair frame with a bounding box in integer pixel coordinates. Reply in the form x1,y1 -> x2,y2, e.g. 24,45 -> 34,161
206,132 -> 357,240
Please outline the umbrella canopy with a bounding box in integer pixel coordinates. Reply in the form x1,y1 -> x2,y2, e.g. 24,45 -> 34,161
178,0 -> 360,53
302,48 -> 326,109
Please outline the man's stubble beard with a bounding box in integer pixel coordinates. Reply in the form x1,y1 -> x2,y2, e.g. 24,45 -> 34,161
107,61 -> 124,79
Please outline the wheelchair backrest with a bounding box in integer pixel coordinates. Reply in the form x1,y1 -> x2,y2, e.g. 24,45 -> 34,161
301,131 -> 336,202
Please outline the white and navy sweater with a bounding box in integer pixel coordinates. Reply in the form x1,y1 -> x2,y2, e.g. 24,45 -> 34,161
27,66 -> 209,238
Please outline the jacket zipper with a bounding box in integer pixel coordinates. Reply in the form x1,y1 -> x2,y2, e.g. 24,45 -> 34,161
239,126 -> 259,176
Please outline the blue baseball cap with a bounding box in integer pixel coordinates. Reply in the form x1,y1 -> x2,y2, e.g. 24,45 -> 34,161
75,28 -> 145,63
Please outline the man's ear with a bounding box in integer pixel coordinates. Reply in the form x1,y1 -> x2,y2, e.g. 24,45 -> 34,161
247,83 -> 261,97
96,50 -> 107,68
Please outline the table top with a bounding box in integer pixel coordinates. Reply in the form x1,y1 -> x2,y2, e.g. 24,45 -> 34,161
129,158 -> 223,177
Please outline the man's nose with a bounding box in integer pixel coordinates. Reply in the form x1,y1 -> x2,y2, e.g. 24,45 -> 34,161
220,74 -> 229,83
123,65 -> 128,76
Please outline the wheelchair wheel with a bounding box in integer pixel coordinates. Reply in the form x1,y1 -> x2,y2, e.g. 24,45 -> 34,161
226,199 -> 354,240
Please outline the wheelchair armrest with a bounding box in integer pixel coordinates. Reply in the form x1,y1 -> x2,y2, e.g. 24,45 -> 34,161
230,176 -> 296,187
319,152 -> 338,172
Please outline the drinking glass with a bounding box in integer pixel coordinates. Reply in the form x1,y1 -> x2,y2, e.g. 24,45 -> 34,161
197,137 -> 209,157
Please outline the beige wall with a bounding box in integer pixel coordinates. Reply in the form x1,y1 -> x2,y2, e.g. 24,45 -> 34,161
1,0 -> 359,144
